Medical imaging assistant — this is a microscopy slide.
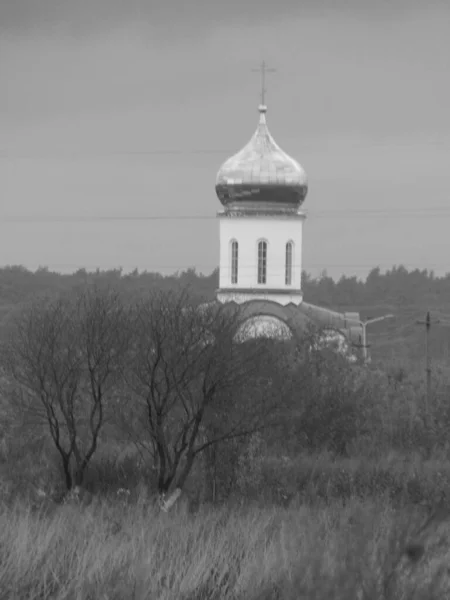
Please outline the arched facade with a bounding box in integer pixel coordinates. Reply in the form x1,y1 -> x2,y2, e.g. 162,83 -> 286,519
197,300 -> 362,361
226,299 -> 308,343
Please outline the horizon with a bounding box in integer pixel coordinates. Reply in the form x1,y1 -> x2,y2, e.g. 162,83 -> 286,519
2,1 -> 450,280
0,261 -> 447,284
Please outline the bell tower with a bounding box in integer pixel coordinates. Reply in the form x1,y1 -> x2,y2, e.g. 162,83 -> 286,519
214,65 -> 308,307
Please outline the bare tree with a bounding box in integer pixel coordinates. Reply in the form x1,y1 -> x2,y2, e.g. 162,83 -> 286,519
118,290 -> 286,502
1,285 -> 131,491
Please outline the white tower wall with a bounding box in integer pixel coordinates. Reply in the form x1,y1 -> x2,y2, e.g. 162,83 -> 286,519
217,212 -> 306,306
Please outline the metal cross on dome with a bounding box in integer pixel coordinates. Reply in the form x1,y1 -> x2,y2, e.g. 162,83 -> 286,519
251,60 -> 276,107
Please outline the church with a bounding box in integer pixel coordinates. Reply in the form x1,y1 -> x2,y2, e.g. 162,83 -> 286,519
206,71 -> 363,359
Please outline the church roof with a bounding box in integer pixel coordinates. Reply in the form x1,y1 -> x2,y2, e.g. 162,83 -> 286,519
215,104 -> 308,212
204,298 -> 362,347
299,302 -> 361,336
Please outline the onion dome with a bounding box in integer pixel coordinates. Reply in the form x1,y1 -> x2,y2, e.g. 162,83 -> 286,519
216,104 -> 308,212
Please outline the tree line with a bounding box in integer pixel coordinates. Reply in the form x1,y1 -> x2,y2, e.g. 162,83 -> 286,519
1,263 -> 449,363
0,264 -> 449,309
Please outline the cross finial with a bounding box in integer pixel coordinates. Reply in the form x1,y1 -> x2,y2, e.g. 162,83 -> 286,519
251,60 -> 276,107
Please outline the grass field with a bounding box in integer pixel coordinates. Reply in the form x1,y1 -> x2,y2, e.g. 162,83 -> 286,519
1,489 -> 449,600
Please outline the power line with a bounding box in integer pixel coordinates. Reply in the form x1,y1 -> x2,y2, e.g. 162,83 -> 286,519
3,208 -> 450,223
1,138 -> 450,159
0,150 -> 230,159
2,262 -> 449,271
0,215 -> 216,223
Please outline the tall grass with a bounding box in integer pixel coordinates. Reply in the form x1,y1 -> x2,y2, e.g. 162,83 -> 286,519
0,489 -> 449,600
2,355 -> 450,597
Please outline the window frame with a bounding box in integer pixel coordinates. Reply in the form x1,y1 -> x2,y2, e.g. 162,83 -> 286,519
230,239 -> 239,284
285,240 -> 294,286
257,239 -> 268,285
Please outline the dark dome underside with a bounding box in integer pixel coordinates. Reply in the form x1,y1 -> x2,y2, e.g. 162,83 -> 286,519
216,182 -> 307,207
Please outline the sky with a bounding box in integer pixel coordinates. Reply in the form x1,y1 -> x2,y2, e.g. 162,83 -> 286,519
1,0 -> 450,280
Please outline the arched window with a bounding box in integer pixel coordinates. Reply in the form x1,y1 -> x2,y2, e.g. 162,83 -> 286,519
257,240 -> 267,284
285,241 -> 293,285
231,240 -> 238,284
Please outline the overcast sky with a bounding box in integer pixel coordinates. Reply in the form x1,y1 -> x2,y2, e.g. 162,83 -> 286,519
1,0 -> 450,280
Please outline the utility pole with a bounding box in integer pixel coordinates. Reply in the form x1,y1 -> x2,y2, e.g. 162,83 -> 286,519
416,311 -> 440,411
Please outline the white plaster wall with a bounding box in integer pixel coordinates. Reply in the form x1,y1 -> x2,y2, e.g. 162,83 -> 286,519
218,214 -> 305,291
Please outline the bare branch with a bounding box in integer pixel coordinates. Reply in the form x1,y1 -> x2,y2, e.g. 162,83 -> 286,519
1,285 -> 132,491
119,289 -> 290,496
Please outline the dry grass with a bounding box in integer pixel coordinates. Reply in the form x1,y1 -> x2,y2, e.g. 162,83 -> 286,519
1,490 -> 450,600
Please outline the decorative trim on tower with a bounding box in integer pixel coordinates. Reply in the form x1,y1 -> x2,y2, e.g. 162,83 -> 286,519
216,289 -> 303,307
217,208 -> 306,218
